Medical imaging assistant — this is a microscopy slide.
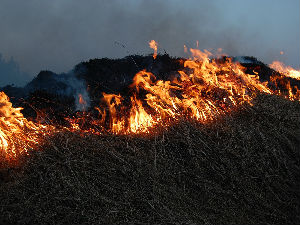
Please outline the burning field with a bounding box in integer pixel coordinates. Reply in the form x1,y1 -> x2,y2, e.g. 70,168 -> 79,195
0,42 -> 300,224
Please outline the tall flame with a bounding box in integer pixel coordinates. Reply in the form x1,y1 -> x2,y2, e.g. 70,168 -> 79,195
78,93 -> 88,111
149,40 -> 158,59
0,92 -> 53,160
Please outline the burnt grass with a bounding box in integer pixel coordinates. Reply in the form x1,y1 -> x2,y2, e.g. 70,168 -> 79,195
0,94 -> 300,225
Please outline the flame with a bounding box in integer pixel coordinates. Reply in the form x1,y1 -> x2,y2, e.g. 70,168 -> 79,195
269,75 -> 300,101
149,40 -> 158,59
1,40 -> 300,161
269,61 -> 300,80
97,47 -> 281,134
184,45 -> 188,53
75,45 -> 299,135
78,93 -> 87,111
101,93 -> 126,133
0,92 -> 53,160
129,95 -> 156,133
97,92 -> 157,134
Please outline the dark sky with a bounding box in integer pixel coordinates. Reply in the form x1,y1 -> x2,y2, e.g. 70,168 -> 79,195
0,0 -> 299,86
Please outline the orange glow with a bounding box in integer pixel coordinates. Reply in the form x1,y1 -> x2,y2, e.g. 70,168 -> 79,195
129,95 -> 156,133
269,61 -> 300,80
96,48 -> 278,134
184,45 -> 188,53
78,94 -> 87,111
1,41 -> 300,161
149,40 -> 158,59
0,92 -> 54,160
66,46 -> 300,135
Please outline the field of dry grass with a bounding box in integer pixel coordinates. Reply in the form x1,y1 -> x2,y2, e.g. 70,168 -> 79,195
0,94 -> 300,225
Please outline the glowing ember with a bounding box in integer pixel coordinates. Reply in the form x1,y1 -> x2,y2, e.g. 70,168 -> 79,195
149,40 -> 158,59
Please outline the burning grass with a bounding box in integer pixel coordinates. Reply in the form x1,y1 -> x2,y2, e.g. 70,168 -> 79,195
1,46 -> 300,161
0,94 -> 299,225
0,42 -> 300,224
0,92 -> 55,161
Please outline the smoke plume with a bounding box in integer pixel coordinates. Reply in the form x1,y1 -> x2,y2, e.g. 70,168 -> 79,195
0,0 -> 298,86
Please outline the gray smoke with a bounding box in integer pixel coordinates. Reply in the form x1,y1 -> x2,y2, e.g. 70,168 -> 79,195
0,0 -> 299,87
23,68 -> 90,111
54,71 -> 90,111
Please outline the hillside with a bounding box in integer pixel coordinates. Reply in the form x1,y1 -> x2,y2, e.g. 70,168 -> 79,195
0,54 -> 300,224
0,93 -> 300,225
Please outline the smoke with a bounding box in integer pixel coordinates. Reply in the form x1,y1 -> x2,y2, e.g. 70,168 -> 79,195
23,67 -> 90,111
0,0 -> 299,85
53,70 -> 90,111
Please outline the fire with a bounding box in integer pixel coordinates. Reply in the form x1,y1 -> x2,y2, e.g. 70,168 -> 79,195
0,92 -> 53,160
70,43 -> 299,135
149,40 -> 158,59
269,61 -> 300,80
97,47 -> 276,134
97,92 -> 157,134
129,95 -> 156,133
78,93 -> 87,111
1,40 -> 300,161
101,93 -> 126,133
184,45 -> 188,53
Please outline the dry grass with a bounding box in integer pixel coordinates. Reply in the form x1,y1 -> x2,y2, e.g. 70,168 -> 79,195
0,94 -> 300,225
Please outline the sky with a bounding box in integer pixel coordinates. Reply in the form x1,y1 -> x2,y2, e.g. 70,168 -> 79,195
0,0 -> 299,86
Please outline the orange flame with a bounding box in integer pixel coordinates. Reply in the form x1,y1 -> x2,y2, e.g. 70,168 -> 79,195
97,48 -> 281,134
269,61 -> 300,80
149,40 -> 158,59
0,92 -> 53,160
101,93 -> 126,133
1,41 -> 300,161
78,93 -> 87,111
129,95 -> 156,133
184,45 -> 188,53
